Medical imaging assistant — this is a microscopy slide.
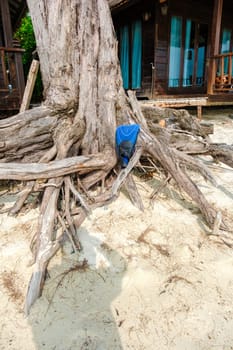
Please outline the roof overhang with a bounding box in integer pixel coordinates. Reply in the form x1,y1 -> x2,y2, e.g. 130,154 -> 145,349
108,0 -> 140,13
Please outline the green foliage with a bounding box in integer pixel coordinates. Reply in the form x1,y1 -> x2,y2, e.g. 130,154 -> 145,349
14,15 -> 43,102
15,15 -> 35,66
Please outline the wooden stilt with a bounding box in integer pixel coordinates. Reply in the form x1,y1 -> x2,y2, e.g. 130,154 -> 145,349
197,105 -> 202,120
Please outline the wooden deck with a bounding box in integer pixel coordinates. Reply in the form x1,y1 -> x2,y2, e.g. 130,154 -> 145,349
207,93 -> 233,106
139,94 -> 233,120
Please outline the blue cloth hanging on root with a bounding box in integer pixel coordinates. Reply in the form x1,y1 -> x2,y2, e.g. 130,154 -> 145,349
116,124 -> 140,168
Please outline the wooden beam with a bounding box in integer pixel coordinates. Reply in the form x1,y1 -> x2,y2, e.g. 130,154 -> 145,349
207,0 -> 223,95
0,46 -> 25,53
20,59 -> 39,112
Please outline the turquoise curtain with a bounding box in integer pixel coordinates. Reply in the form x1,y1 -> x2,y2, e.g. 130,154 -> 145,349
196,46 -> 205,86
120,25 -> 129,89
131,20 -> 142,89
183,20 -> 193,86
221,29 -> 231,74
169,16 -> 182,87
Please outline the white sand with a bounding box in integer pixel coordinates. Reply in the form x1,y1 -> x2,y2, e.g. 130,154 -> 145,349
0,108 -> 233,350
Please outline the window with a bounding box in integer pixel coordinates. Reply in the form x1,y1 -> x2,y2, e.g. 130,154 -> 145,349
169,16 -> 208,89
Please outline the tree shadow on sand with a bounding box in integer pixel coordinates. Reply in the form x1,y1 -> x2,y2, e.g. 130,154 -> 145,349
28,228 -> 126,350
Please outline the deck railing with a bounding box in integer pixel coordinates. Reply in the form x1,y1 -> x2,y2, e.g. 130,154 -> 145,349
0,46 -> 25,91
213,52 -> 233,92
0,46 -> 25,110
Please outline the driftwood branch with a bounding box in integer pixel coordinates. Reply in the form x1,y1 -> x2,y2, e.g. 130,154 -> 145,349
112,147 -> 143,196
123,174 -> 144,211
0,149 -> 115,181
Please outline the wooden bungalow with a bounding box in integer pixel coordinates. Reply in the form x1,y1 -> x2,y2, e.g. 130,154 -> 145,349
0,0 -> 26,111
110,0 -> 233,116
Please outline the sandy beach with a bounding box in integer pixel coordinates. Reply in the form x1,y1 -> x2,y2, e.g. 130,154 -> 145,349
0,108 -> 233,350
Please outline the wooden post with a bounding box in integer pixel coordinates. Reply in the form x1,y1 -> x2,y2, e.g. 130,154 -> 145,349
0,0 -> 15,90
20,59 -> 39,113
207,0 -> 223,95
197,105 -> 202,121
13,40 -> 25,102
0,0 -> 13,47
0,49 -> 9,88
15,52 -> 25,102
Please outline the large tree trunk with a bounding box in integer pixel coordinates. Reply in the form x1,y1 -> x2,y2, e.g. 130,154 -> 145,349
27,0 -> 128,152
0,0 -> 233,314
23,0 -> 129,314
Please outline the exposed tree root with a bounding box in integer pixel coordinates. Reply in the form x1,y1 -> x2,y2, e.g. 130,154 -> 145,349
2,0 -> 230,316
1,100 -> 233,315
140,128 -> 230,231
